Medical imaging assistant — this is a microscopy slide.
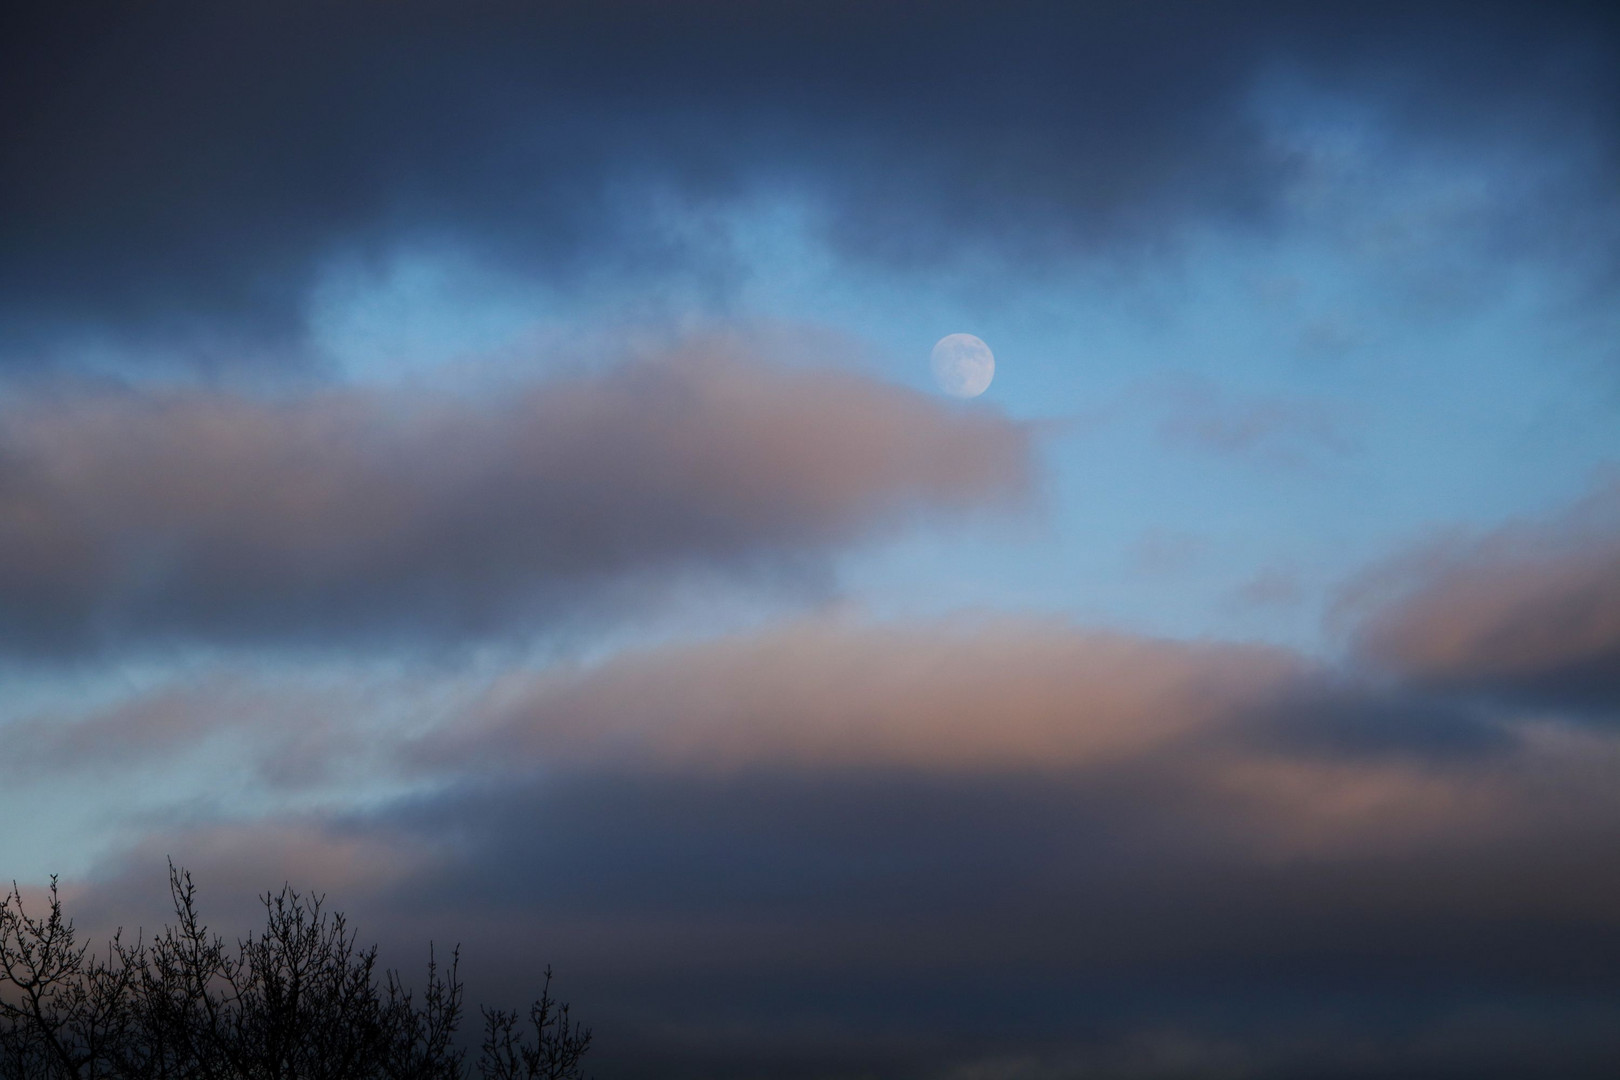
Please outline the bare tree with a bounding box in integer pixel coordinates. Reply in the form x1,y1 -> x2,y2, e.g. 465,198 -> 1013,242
0,864 -> 587,1080
478,970 -> 590,1080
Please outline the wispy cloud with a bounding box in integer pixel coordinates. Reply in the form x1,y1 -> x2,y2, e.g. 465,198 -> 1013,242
1149,375 -> 1357,466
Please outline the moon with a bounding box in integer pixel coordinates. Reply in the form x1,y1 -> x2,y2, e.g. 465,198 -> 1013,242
931,333 -> 995,398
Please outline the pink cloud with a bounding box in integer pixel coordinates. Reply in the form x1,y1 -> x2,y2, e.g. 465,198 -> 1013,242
0,345 -> 1035,654
423,614 -> 1304,773
1346,475 -> 1620,709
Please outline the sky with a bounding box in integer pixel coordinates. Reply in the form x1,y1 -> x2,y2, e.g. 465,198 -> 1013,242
3,1 -> 1620,1076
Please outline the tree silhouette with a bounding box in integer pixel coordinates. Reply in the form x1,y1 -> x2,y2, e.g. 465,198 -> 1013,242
0,864 -> 589,1080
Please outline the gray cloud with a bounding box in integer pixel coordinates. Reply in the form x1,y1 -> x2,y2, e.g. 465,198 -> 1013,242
0,348 -> 1034,656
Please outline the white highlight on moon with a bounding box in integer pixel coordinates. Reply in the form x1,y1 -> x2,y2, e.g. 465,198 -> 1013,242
930,333 -> 995,398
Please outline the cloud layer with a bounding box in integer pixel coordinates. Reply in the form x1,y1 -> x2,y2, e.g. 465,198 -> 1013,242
0,349 -> 1033,655
49,608 -> 1620,1078
28,485 -> 1620,1076
5,1 -> 1618,358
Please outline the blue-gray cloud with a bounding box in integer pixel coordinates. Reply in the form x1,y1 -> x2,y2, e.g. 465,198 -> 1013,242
4,1 -> 1617,365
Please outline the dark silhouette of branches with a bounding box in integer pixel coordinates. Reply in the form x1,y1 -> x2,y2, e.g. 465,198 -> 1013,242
0,863 -> 588,1080
479,970 -> 590,1080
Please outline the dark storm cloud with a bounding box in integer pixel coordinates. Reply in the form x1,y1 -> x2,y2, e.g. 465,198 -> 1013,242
0,349 -> 1033,656
415,768 -> 1620,1080
5,1 -> 1618,361
1347,475 -> 1620,714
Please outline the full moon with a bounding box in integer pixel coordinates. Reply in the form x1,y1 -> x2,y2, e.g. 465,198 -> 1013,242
931,333 -> 995,398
